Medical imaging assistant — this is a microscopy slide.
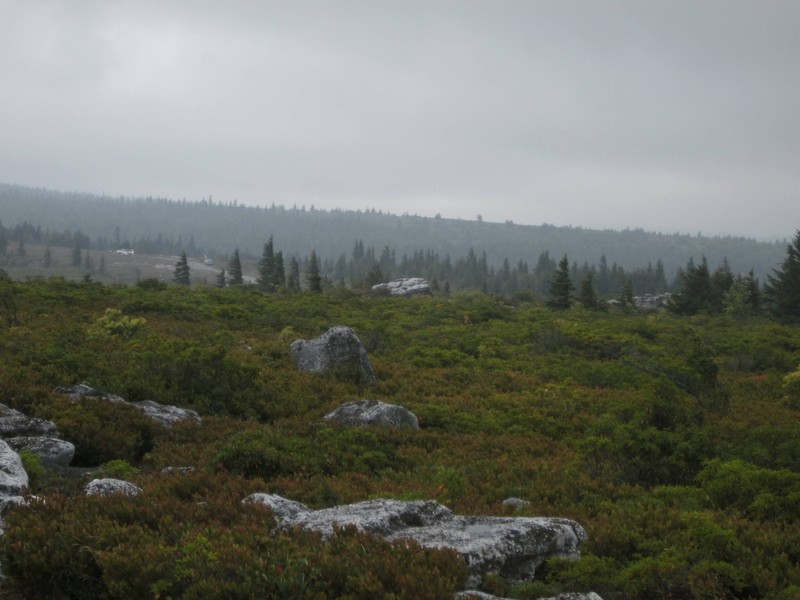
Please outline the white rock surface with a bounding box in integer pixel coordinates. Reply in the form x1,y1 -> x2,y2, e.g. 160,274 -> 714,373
372,277 -> 432,297
324,399 -> 419,429
0,440 -> 29,497
84,478 -> 142,497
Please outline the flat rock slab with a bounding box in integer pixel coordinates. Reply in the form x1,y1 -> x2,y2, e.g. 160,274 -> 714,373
324,399 -> 419,429
372,277 -> 433,297
55,384 -> 201,426
245,494 -> 587,587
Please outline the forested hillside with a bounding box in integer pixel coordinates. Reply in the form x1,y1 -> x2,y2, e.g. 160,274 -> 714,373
0,182 -> 787,282
1,273 -> 800,598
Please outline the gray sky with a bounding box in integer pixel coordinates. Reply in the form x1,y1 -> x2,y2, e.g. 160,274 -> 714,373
2,1 -> 798,239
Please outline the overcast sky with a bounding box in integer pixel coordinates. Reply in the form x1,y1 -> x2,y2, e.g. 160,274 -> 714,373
2,1 -> 798,239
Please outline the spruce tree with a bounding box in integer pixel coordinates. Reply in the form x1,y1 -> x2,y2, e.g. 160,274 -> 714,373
71,238 -> 82,266
764,229 -> 800,320
256,237 -> 275,292
287,257 -> 301,291
579,271 -> 598,309
671,256 -> 712,315
173,251 -> 191,286
306,250 -> 322,293
227,248 -> 243,285
43,245 -> 52,268
215,269 -> 227,288
620,276 -> 634,308
273,250 -> 285,290
547,254 -> 573,309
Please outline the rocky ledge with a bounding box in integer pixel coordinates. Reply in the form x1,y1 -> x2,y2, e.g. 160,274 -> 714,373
246,494 -> 587,588
372,277 -> 433,297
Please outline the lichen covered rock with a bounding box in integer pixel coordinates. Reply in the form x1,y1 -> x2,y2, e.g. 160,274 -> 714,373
84,478 -> 142,497
290,326 -> 375,383
248,494 -> 587,587
324,399 -> 419,429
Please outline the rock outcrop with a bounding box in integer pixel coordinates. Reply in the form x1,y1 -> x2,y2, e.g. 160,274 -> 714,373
84,478 -> 142,497
501,497 -> 531,510
290,327 -> 376,383
55,384 -> 201,426
245,494 -> 587,588
0,403 -> 58,438
634,293 -> 672,310
372,277 -> 433,297
6,437 -> 75,467
324,399 -> 419,429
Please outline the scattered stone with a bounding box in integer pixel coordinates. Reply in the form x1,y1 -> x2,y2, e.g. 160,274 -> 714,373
54,384 -> 201,426
161,466 -> 197,475
248,494 -> 587,588
324,399 -> 419,429
634,293 -> 672,310
6,437 -> 75,467
0,404 -> 58,438
371,277 -> 433,297
129,400 -> 201,426
84,478 -> 142,497
290,327 -> 376,383
501,497 -> 531,510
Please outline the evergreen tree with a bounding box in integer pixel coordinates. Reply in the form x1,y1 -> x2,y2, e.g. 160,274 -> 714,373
671,256 -> 712,315
764,229 -> 800,320
98,255 -> 106,275
215,269 -> 227,288
173,251 -> 191,286
579,271 -> 598,309
620,276 -> 634,308
256,237 -> 275,292
42,245 -> 52,267
710,258 -> 734,313
227,249 -> 243,285
548,254 -> 573,309
306,250 -> 322,292
287,257 -> 301,291
273,250 -> 285,290
725,270 -> 761,317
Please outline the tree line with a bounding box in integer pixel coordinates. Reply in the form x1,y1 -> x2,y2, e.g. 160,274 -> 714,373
169,230 -> 800,322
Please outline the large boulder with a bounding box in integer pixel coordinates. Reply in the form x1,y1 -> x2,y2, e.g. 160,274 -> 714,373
6,436 -> 75,467
0,440 -> 28,497
84,478 -> 142,497
290,327 -> 376,383
245,494 -> 587,588
372,277 -> 432,297
0,403 -> 58,438
324,399 -> 419,429
55,384 -> 201,426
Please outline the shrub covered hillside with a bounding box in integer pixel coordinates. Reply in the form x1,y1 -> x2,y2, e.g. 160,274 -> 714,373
1,276 -> 800,599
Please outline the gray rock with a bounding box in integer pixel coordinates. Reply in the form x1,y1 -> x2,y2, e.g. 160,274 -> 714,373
161,466 -> 197,475
501,497 -> 531,510
0,440 -> 29,497
244,493 -> 312,523
290,327 -> 376,383
6,436 -> 75,467
324,399 -> 419,429
129,400 -> 201,426
634,293 -> 672,310
372,277 -> 433,297
0,403 -> 58,438
84,478 -> 141,497
455,592 -> 512,600
55,384 -> 201,426
253,495 -> 587,588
